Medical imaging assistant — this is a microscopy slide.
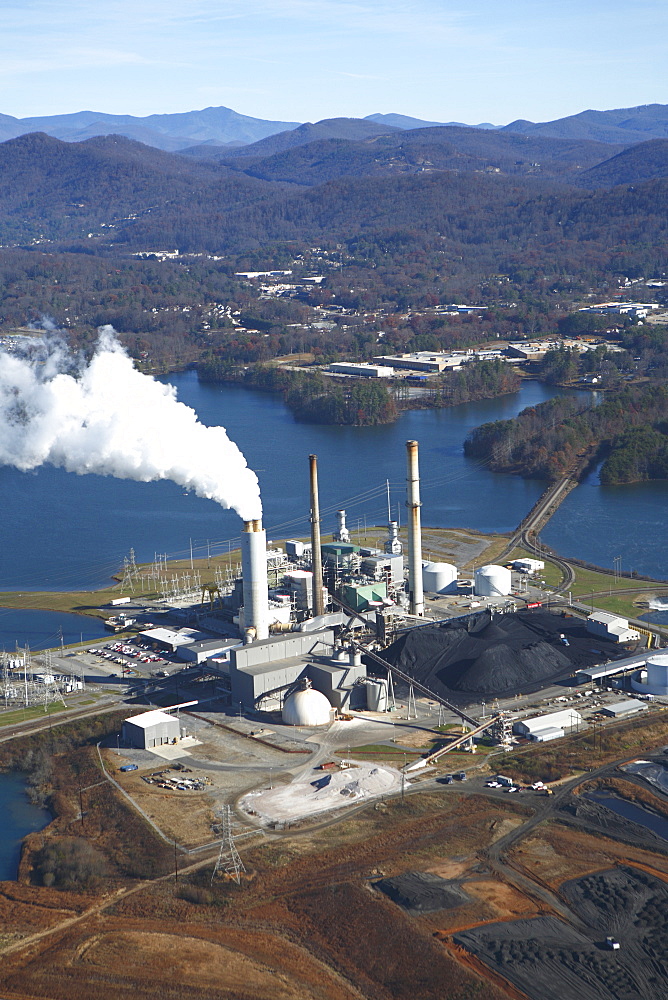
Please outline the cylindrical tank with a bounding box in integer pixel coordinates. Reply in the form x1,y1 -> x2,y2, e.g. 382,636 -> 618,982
645,653 -> 668,695
282,686 -> 332,726
422,561 -> 458,594
365,679 -> 388,712
474,564 -> 512,597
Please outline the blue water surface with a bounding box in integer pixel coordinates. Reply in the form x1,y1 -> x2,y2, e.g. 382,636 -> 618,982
0,771 -> 51,881
0,371 -> 666,588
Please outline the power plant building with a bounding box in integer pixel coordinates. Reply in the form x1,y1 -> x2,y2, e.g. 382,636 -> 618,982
122,710 -> 180,749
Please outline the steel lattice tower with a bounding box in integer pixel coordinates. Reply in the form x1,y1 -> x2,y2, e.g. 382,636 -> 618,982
211,806 -> 245,885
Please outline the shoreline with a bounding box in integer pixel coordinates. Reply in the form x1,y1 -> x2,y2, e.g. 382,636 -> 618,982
3,526 -> 668,626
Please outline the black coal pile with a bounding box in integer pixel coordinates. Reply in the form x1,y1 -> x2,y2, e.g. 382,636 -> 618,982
381,609 -> 619,702
375,871 -> 469,913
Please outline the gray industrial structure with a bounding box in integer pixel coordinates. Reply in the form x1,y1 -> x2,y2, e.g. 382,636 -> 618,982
122,709 -> 181,749
586,611 -> 640,644
217,629 -> 366,714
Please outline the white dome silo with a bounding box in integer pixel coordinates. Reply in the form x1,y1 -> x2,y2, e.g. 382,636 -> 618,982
422,561 -> 458,594
282,685 -> 332,726
475,564 -> 512,597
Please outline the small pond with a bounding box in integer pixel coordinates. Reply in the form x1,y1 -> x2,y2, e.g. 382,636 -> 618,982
585,791 -> 668,841
0,771 -> 51,880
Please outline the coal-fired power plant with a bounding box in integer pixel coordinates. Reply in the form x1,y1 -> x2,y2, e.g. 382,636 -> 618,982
241,519 -> 270,642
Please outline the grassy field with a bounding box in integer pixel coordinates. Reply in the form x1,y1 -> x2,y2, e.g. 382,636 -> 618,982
0,694 -> 102,729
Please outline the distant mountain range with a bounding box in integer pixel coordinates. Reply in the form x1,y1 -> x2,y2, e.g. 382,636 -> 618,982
1,102 -> 668,153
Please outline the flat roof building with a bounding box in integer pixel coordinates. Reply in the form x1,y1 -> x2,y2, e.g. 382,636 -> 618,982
601,699 -> 648,719
122,710 -> 180,750
514,709 -> 583,737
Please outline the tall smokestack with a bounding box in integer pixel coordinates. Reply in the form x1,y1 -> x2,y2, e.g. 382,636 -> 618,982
406,440 -> 424,617
241,519 -> 269,641
309,455 -> 325,617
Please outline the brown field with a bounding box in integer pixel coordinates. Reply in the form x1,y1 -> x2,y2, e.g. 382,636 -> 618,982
0,791 -> 529,1000
508,820 -> 668,890
5,708 -> 668,1000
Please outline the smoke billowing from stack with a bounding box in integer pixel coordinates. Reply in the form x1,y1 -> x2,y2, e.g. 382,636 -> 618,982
0,327 -> 262,520
406,439 -> 424,616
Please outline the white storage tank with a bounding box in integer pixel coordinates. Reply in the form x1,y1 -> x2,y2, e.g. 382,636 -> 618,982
422,561 -> 458,594
645,653 -> 668,696
282,683 -> 332,726
475,564 -> 512,597
365,678 -> 388,712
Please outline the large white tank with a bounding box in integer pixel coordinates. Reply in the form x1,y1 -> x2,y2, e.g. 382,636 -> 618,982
365,678 -> 388,712
645,653 -> 668,695
475,564 -> 512,597
282,686 -> 332,726
422,561 -> 458,594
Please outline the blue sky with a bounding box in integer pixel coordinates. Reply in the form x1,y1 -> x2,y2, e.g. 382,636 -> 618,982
1,0 -> 666,124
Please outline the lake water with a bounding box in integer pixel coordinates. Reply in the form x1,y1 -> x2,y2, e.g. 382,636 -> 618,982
0,771 -> 51,881
0,609 -> 108,653
0,371 -> 666,590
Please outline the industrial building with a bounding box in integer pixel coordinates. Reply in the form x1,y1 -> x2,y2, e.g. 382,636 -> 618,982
513,708 -> 583,741
327,362 -> 394,378
139,626 -> 207,653
601,699 -> 648,719
586,612 -> 640,644
122,709 -> 181,749
223,628 -> 371,716
513,558 -> 544,574
177,638 -> 241,665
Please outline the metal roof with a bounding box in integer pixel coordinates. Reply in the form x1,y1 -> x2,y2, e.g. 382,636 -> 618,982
602,699 -> 648,716
123,710 -> 178,729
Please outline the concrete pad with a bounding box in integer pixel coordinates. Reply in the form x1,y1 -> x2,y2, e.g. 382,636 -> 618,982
148,737 -> 200,760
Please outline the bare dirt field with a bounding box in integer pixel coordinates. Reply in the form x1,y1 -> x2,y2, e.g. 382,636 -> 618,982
5,705 -> 668,1000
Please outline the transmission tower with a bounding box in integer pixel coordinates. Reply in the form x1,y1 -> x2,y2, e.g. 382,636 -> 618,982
211,805 -> 245,885
120,547 -> 141,593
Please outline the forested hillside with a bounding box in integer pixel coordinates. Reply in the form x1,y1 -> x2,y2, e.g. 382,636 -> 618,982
464,384 -> 668,483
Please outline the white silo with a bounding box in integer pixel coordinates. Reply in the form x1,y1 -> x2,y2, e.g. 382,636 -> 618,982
282,681 -> 333,726
422,561 -> 458,594
475,564 -> 512,597
645,653 -> 668,695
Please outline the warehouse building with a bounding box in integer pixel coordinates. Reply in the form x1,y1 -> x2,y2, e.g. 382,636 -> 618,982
122,710 -> 181,749
514,708 -> 583,742
601,699 -> 648,719
586,612 -> 640,645
327,362 -> 394,378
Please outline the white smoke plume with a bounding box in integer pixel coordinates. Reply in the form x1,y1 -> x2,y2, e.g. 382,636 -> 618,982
0,325 -> 262,520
